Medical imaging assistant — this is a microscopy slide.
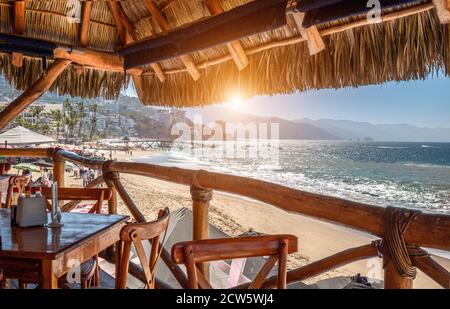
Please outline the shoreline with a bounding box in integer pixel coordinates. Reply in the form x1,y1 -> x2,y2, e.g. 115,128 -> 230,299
65,149 -> 450,288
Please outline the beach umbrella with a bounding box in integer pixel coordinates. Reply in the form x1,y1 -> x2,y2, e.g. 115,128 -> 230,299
31,159 -> 54,168
13,163 -> 40,172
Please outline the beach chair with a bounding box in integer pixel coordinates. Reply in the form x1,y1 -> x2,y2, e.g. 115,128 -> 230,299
116,208 -> 170,289
171,234 -> 298,289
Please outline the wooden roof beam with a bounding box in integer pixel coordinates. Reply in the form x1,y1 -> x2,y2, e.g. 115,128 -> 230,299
144,0 -> 201,81
79,0 -> 93,47
301,0 -> 422,28
107,1 -> 165,83
120,0 -> 288,69
0,59 -> 71,130
13,0 -> 25,34
205,0 -> 249,71
12,0 -> 25,68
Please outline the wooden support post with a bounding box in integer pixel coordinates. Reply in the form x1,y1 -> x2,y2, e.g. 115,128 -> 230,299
107,0 -> 165,83
383,256 -> 413,289
190,185 -> 213,278
53,157 -> 65,188
144,0 -> 201,80
0,59 -> 71,130
108,185 -> 118,215
79,0 -> 93,47
205,0 -> 249,70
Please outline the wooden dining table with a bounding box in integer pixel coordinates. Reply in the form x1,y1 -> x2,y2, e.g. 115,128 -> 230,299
0,209 -> 128,289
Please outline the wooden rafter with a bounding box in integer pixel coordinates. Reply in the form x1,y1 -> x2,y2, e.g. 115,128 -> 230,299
121,0 -> 288,69
107,1 -> 165,84
205,0 -> 249,71
0,33 -> 141,74
12,0 -> 25,68
13,0 -> 25,34
144,0 -> 201,81
0,59 -> 71,130
79,0 -> 93,47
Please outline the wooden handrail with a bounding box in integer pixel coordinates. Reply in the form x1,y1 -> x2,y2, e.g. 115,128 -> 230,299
2,147 -> 450,252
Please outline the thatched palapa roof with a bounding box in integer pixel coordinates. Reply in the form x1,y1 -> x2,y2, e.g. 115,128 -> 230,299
0,0 -> 449,107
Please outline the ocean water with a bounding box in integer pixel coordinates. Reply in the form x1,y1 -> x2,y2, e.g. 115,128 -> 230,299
133,141 -> 450,214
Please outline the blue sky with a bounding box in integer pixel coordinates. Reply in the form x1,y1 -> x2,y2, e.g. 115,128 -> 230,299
130,74 -> 450,128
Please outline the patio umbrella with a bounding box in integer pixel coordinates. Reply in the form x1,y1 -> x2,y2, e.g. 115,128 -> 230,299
13,163 -> 40,172
31,159 -> 54,168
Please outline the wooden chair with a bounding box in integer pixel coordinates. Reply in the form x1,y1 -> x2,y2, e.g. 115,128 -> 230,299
116,208 -> 170,289
0,163 -> 11,174
41,187 -> 111,214
171,234 -> 298,289
40,187 -> 113,288
4,175 -> 27,209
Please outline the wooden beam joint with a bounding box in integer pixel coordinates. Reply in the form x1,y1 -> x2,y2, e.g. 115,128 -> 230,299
144,0 -> 201,81
206,0 -> 249,71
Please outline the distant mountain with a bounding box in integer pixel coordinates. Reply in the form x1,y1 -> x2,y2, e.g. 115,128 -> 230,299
294,118 -> 450,142
187,107 -> 338,140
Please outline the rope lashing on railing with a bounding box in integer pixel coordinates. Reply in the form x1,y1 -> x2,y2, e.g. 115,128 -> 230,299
372,206 -> 429,279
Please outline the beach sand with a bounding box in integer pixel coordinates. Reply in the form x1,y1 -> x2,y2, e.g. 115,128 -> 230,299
64,150 -> 449,288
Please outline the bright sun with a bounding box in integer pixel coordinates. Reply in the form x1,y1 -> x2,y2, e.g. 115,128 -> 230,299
229,94 -> 242,109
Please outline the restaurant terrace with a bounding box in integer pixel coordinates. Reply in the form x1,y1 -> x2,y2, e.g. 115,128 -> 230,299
0,0 -> 449,290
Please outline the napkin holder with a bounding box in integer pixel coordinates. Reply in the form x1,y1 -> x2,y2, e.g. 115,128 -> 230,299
16,196 -> 48,228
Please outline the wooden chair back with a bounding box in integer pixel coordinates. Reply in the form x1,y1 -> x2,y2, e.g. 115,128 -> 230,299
40,187 -> 112,214
4,176 -> 27,209
171,234 -> 298,289
0,163 -> 11,174
116,208 -> 170,289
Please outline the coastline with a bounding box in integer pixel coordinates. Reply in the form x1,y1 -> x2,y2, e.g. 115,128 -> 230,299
66,149 -> 450,288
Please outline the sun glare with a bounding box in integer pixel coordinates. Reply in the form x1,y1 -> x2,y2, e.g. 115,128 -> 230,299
229,94 -> 242,110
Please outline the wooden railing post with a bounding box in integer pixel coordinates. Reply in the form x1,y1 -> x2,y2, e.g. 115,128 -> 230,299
102,168 -> 120,264
383,256 -> 413,289
190,185 -> 213,278
53,157 -> 65,188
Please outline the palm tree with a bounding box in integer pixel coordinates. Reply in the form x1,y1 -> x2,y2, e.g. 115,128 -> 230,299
49,109 -> 64,139
29,105 -> 45,128
64,101 -> 79,138
76,101 -> 85,138
40,123 -> 51,136
15,116 -> 33,129
89,104 -> 98,141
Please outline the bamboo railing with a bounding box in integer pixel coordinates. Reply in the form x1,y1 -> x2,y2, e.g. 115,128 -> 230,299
1,147 -> 449,289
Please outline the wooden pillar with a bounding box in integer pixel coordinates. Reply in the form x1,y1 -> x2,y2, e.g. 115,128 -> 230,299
53,157 -> 65,188
383,256 -> 413,289
190,185 -> 212,277
108,185 -> 118,215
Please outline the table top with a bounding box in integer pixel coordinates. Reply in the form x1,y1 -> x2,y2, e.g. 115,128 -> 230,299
0,209 -> 128,260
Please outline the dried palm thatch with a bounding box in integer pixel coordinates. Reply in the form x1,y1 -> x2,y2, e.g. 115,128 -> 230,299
0,0 -> 449,106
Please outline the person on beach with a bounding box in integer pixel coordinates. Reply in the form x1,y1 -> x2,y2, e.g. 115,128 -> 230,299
81,169 -> 89,187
